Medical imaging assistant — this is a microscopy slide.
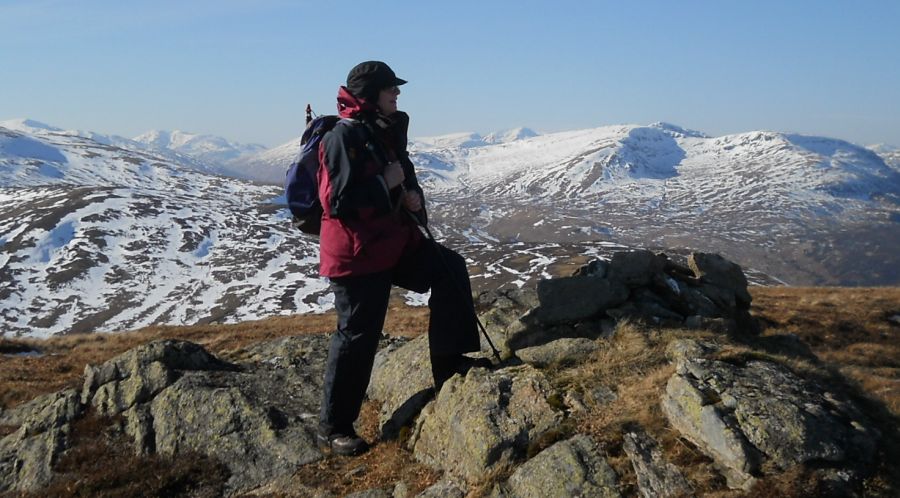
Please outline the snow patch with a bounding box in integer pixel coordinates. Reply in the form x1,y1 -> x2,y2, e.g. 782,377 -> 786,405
31,220 -> 76,263
194,237 -> 214,258
403,290 -> 430,307
38,164 -> 64,178
0,134 -> 67,163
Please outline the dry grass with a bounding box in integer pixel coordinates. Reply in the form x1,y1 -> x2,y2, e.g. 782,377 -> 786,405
290,400 -> 440,497
750,286 -> 900,417
561,322 -> 732,496
1,287 -> 898,497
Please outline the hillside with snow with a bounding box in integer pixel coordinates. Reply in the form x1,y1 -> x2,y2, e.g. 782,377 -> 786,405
1,118 -> 899,337
869,143 -> 900,171
133,129 -> 266,169
0,122 -> 330,337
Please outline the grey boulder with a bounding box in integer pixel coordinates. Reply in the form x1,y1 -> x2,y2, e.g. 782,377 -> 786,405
662,357 -> 877,489
623,429 -> 692,498
367,335 -> 435,439
409,365 -> 562,482
535,276 -> 629,325
515,337 -> 600,367
504,434 -> 621,498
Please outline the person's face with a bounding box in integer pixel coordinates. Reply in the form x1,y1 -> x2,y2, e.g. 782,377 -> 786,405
377,86 -> 401,115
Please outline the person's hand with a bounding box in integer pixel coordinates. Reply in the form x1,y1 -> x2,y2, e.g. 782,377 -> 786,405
403,190 -> 422,212
384,161 -> 405,188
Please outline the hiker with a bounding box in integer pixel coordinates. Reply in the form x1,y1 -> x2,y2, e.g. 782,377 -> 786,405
316,61 -> 490,456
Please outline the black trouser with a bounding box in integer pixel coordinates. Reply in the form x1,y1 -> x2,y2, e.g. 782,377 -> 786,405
318,241 -> 481,437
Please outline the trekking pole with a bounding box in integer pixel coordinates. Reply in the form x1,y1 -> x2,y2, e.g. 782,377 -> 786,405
305,104 -> 315,126
401,204 -> 502,363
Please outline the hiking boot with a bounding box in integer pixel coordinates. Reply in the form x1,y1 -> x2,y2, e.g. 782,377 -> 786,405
317,432 -> 369,456
432,354 -> 495,391
457,355 -> 494,373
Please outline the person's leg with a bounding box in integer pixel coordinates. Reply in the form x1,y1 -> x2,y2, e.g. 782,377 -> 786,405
393,242 -> 486,390
426,244 -> 479,352
319,271 -> 391,453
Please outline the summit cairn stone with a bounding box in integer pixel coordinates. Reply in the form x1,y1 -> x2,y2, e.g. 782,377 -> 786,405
534,276 -> 629,325
480,250 -> 757,358
688,252 -> 752,308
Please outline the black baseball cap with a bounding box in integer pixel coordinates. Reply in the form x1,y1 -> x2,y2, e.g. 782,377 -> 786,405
346,61 -> 407,101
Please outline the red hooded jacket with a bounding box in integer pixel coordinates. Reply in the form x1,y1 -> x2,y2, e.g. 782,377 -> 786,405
316,87 -> 424,277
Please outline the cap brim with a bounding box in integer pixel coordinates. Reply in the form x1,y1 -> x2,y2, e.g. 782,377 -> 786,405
393,77 -> 408,86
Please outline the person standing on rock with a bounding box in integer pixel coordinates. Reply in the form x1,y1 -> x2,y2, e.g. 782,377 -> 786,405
315,61 -> 490,456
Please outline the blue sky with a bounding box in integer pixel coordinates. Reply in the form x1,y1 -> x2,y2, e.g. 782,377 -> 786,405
1,0 -> 898,147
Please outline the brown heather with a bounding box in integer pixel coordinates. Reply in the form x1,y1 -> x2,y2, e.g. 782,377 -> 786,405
0,287 -> 897,497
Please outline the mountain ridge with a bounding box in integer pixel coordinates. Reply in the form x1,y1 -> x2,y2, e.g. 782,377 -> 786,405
2,118 -> 899,337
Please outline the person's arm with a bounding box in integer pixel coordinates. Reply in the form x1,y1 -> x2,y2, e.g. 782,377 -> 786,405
398,153 -> 427,224
319,125 -> 393,219
391,112 -> 428,225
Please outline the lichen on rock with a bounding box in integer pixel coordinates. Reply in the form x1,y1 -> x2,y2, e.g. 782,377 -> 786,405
662,356 -> 878,490
503,434 -> 621,498
409,365 -> 562,482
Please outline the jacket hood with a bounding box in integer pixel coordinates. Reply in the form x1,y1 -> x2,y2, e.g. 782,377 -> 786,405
337,86 -> 376,119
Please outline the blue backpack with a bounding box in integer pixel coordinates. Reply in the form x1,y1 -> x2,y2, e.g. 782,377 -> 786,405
284,115 -> 342,235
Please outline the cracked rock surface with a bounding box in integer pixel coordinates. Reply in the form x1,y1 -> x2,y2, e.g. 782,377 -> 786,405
662,356 -> 878,489
501,434 -> 621,498
409,365 -> 562,482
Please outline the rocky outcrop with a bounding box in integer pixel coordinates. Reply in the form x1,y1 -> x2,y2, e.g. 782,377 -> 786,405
0,389 -> 82,492
477,250 -> 757,360
409,365 -> 562,482
2,336 -> 332,495
81,339 -> 236,416
515,337 -> 599,367
408,479 -> 466,498
623,429 -> 692,498
345,488 -> 392,498
501,435 -> 620,498
661,342 -> 878,490
2,253 -> 890,496
367,335 -> 434,439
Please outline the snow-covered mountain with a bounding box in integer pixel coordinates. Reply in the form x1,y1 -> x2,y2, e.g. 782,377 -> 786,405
226,126 -> 543,185
133,129 -> 266,167
230,136 -> 302,185
411,127 -> 540,151
869,143 -> 900,170
414,122 -> 900,286
2,118 -> 899,337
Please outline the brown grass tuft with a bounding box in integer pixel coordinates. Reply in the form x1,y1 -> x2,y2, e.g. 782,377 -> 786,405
291,399 -> 440,496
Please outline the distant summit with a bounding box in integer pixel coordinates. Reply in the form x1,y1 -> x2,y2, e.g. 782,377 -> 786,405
411,127 -> 540,150
483,127 -> 540,144
0,118 -> 62,133
133,129 -> 266,166
649,122 -> 708,138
